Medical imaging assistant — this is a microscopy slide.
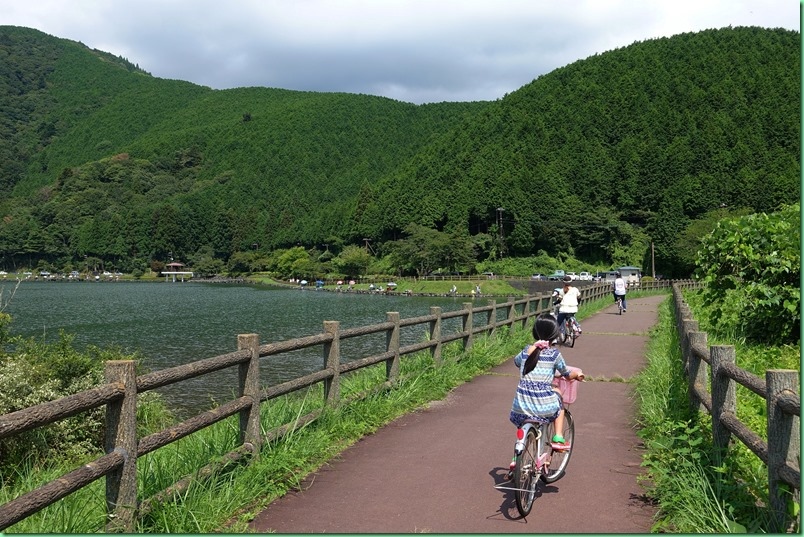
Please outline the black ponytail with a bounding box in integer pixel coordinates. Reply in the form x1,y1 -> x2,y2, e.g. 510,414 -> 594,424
522,347 -> 542,376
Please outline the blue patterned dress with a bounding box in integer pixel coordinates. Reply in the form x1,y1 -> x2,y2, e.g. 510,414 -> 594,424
509,345 -> 570,427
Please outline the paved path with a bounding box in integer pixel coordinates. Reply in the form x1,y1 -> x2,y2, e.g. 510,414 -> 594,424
249,294 -> 667,533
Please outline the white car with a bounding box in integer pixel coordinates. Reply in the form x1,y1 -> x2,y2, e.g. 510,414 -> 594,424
565,272 -> 578,281
578,272 -> 592,281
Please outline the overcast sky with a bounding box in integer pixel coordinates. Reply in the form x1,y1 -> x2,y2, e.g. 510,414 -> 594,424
2,0 -> 800,104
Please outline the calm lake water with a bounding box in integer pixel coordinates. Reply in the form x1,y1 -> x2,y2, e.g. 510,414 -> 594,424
3,280 -> 476,418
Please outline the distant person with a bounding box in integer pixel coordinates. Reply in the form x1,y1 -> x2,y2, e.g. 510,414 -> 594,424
612,272 -> 628,312
450,284 -> 457,296
556,276 -> 582,335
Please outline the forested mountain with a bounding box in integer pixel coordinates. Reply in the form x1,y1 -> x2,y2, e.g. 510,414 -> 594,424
372,26 -> 801,274
0,25 -> 799,277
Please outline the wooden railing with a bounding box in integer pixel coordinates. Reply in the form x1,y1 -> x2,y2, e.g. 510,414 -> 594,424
672,283 -> 800,533
2,287 -> 593,532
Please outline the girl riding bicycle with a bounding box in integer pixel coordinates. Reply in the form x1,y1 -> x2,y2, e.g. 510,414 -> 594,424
507,313 -> 584,475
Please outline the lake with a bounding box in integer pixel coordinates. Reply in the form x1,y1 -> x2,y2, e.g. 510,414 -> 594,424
2,280 -> 476,417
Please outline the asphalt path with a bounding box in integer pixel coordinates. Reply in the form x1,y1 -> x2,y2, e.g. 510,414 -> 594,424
249,294 -> 667,533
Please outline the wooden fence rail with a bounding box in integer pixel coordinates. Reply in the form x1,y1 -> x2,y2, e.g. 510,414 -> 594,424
0,279 -> 687,532
672,283 -> 800,533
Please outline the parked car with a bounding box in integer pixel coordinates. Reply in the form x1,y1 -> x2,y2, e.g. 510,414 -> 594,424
531,273 -> 547,280
565,272 -> 578,281
547,270 -> 565,281
578,271 -> 592,281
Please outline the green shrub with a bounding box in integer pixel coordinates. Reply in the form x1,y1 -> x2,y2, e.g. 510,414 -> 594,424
695,203 -> 800,344
0,326 -> 173,473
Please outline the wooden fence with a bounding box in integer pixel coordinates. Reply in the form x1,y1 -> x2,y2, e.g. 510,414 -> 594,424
0,279 -> 701,532
672,283 -> 800,533
2,282 -> 635,533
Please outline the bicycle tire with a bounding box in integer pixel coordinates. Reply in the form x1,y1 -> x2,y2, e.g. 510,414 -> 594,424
566,319 -> 576,348
514,427 -> 539,517
544,410 -> 574,483
617,298 -> 623,315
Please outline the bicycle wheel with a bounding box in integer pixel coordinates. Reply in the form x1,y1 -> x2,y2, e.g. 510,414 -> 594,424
514,427 -> 539,517
565,320 -> 576,348
544,410 -> 574,483
617,298 -> 623,315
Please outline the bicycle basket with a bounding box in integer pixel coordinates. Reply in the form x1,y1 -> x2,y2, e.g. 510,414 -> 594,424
552,366 -> 580,404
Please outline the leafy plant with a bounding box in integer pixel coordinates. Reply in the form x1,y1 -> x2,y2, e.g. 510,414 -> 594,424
0,322 -> 172,474
695,203 -> 800,344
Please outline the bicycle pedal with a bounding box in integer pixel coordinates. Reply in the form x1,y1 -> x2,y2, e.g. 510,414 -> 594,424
550,442 -> 571,451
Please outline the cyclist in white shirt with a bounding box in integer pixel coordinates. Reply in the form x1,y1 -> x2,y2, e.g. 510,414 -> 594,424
612,272 -> 628,312
556,276 -> 582,335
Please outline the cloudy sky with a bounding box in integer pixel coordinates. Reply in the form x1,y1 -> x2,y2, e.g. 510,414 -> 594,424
2,0 -> 799,104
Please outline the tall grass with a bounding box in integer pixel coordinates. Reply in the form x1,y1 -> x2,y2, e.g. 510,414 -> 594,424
633,296 -> 784,533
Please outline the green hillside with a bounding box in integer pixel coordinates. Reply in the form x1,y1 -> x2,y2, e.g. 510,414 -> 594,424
0,25 -> 799,278
373,27 -> 801,273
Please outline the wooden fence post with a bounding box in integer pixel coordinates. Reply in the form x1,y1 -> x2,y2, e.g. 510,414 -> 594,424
323,321 -> 341,406
540,294 -> 550,315
710,345 -> 736,461
766,369 -> 801,533
237,334 -> 262,454
680,318 -> 698,389
386,312 -> 400,383
687,330 -> 706,413
487,300 -> 497,337
507,296 -> 516,329
462,302 -> 473,352
521,297 -> 530,329
429,307 -> 442,365
104,360 -> 137,533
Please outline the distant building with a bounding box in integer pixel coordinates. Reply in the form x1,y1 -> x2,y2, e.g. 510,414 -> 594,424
163,261 -> 193,282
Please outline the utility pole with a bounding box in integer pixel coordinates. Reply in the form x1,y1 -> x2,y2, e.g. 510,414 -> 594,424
497,207 -> 505,258
651,241 -> 655,278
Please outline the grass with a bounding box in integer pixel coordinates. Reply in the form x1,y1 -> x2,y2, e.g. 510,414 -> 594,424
632,294 -> 796,533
